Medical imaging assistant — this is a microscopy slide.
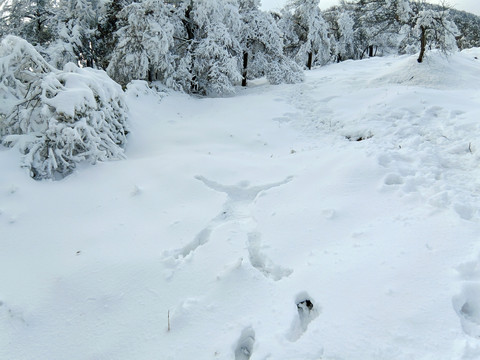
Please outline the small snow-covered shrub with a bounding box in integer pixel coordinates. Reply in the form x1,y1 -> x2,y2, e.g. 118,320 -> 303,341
0,36 -> 128,180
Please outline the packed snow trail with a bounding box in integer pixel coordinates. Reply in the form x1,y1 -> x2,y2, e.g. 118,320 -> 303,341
279,52 -> 480,222
1,51 -> 480,360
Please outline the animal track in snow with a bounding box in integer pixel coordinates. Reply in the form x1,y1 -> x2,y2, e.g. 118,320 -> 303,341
234,327 -> 255,360
287,292 -> 319,342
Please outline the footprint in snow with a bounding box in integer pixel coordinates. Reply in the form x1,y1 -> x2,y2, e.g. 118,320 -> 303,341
453,283 -> 480,338
287,292 -> 319,342
247,232 -> 293,281
234,327 -> 255,360
453,254 -> 480,338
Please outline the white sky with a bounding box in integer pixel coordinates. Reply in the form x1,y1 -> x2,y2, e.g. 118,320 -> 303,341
261,0 -> 480,16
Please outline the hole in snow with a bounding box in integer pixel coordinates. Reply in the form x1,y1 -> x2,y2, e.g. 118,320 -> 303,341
345,133 -> 373,142
297,299 -> 314,312
287,292 -> 319,342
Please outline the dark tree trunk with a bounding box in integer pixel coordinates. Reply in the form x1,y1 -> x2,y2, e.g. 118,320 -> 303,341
242,52 -> 248,87
307,52 -> 313,70
417,26 -> 427,63
184,2 -> 197,92
368,45 -> 374,57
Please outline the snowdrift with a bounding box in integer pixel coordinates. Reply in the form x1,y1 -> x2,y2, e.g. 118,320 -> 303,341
371,48 -> 480,89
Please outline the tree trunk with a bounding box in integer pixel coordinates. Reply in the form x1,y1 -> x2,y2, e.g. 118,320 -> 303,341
368,45 -> 374,57
242,52 -> 248,87
306,52 -> 313,70
417,26 -> 426,63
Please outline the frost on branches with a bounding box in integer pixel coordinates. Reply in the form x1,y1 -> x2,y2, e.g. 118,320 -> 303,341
239,0 -> 303,85
414,9 -> 459,63
107,0 -> 175,86
0,36 -> 129,180
189,0 -> 243,96
282,0 -> 331,69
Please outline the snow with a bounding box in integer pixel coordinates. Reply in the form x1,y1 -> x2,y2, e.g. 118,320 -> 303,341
2,49 -> 480,359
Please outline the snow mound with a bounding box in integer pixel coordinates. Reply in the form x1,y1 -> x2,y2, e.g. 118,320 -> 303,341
0,36 -> 129,180
371,49 -> 480,89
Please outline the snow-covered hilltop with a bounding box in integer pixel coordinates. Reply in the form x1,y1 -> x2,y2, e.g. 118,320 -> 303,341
1,49 -> 480,359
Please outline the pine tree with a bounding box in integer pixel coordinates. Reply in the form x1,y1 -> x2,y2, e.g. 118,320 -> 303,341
325,5 -> 356,62
2,0 -> 56,46
282,0 -> 331,69
238,0 -> 303,85
96,0 -> 132,70
46,0 -> 99,68
348,0 -> 410,58
107,0 -> 175,86
0,36 -> 128,180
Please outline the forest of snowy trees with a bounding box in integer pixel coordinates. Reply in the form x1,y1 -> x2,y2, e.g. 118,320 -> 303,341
1,0 -> 480,179
1,0 -> 477,91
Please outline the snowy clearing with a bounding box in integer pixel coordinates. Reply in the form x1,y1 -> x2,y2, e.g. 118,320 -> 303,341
2,50 -> 480,359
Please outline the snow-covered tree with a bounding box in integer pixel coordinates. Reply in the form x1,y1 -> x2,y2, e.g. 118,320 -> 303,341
0,1 -> 8,39
187,0 -> 243,95
451,9 -> 480,50
107,0 -> 175,86
96,0 -> 133,70
336,12 -> 355,61
0,36 -> 128,180
397,1 -> 459,62
282,0 -> 331,69
325,5 -> 356,62
349,0 -> 411,57
413,8 -> 459,62
46,0 -> 99,69
238,0 -> 303,85
1,0 -> 56,46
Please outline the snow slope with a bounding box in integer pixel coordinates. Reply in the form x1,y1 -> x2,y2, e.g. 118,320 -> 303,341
2,50 -> 480,359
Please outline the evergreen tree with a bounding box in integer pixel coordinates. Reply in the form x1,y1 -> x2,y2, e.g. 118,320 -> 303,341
450,9 -> 480,50
46,0 -> 99,68
281,0 -> 331,69
348,0 -> 410,58
238,0 -> 303,85
325,5 -> 356,61
0,36 -> 128,180
188,0 -> 243,95
96,0 -> 132,70
107,0 -> 175,86
2,0 -> 56,46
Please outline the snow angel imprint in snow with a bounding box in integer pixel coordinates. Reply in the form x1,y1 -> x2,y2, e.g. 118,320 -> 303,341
163,175 -> 294,280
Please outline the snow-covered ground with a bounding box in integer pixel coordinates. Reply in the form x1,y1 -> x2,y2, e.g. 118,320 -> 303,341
2,49 -> 480,359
